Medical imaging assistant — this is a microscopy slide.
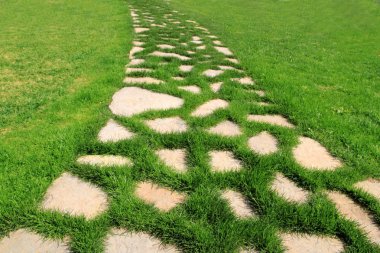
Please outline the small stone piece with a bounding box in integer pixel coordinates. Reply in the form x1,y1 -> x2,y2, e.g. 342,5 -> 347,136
271,173 -> 309,203
98,119 -> 135,143
214,46 -> 233,56
280,233 -> 344,253
253,90 -> 265,97
191,99 -> 229,117
210,82 -> 223,92
221,190 -> 255,218
145,116 -> 188,133
135,27 -> 149,33
156,149 -> 187,173
129,46 -> 144,59
226,58 -> 239,64
158,44 -> 175,49
209,151 -> 242,172
355,178 -> 380,201
192,36 -> 201,41
248,131 -> 278,155
179,85 -> 201,94
247,114 -> 295,128
133,41 -> 145,46
213,40 -> 223,45
128,59 -> 145,66
172,76 -> 184,81
219,65 -> 241,71
231,77 -> 254,85
126,68 -> 152,73
208,120 -> 242,137
179,65 -> 193,72
191,40 -> 203,45
77,155 -> 132,167
196,45 -> 206,50
150,51 -> 190,61
203,69 -> 224,78
41,172 -> 108,219
123,77 -> 163,85
135,182 -> 186,211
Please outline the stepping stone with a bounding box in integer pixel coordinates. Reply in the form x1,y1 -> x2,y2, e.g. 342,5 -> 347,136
247,114 -> 295,128
98,119 -> 135,143
327,191 -> 380,245
226,58 -> 239,64
150,51 -> 190,61
77,155 -> 132,167
213,40 -> 223,45
0,229 -> 70,253
105,228 -> 179,253
135,181 -> 186,211
158,44 -> 175,49
271,173 -> 309,203
126,67 -> 152,73
191,99 -> 229,117
191,40 -> 203,44
254,102 -> 271,107
179,85 -> 201,94
172,76 -> 185,81
129,46 -> 144,59
240,249 -> 257,253
219,65 -> 241,71
214,46 -> 233,56
208,120 -> 242,137
292,137 -> 341,170
192,36 -> 201,41
186,20 -> 197,23
128,58 -> 145,66
135,27 -> 149,33
280,233 -> 344,253
179,65 -> 193,72
181,42 -> 188,46
248,131 -> 278,155
156,149 -> 187,173
145,116 -> 188,133
231,77 -> 254,85
109,87 -> 183,117
123,77 -> 163,85
187,50 -> 195,54
221,190 -> 255,218
208,35 -> 218,39
210,82 -> 223,92
209,151 -> 242,172
355,178 -> 380,201
41,172 -> 108,219
133,41 -> 145,46
203,69 -> 224,78
253,90 -> 265,97
196,45 -> 206,50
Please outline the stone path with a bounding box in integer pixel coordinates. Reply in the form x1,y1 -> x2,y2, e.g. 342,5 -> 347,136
1,1 -> 379,252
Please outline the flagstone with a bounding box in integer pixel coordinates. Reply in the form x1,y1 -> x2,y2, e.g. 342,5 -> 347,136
77,155 -> 132,167
179,85 -> 201,94
123,77 -> 163,85
158,44 -> 175,49
135,27 -> 149,33
219,65 -> 241,71
203,69 -> 224,77
192,36 -> 201,41
209,151 -> 242,172
179,65 -> 193,72
253,90 -> 265,97
172,76 -> 185,81
214,46 -> 233,56
226,58 -> 239,64
196,45 -> 206,50
98,119 -> 135,143
187,50 -> 195,54
208,120 -> 242,137
271,173 -> 309,203
191,99 -> 229,117
248,131 -> 278,155
280,233 -> 344,253
145,116 -> 188,133
247,114 -> 295,128
150,51 -> 190,61
221,190 -> 255,218
129,46 -> 144,59
133,41 -> 145,46
354,178 -> 380,201
128,58 -> 145,66
126,67 -> 152,73
231,77 -> 254,85
213,40 -> 223,45
210,82 -> 223,92
156,149 -> 187,173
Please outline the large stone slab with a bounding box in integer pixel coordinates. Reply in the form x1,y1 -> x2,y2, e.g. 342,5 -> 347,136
355,178 -> 380,201
98,119 -> 135,143
191,99 -> 228,117
145,116 -> 188,133
248,131 -> 278,155
209,151 -> 242,172
247,115 -> 294,128
280,233 -> 344,253
221,190 -> 255,218
208,120 -> 242,137
156,149 -> 187,173
271,173 -> 309,203
77,155 -> 132,167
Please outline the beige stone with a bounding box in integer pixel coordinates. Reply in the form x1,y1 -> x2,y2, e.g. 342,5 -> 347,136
327,191 -> 380,245
280,233 -> 344,253
156,149 -> 187,173
125,67 -> 152,73
179,65 -> 193,72
213,40 -> 223,45
355,178 -> 380,201
208,35 -> 218,39
248,131 -> 278,155
179,85 -> 201,94
77,155 -> 132,167
129,46 -> 144,59
253,90 -> 265,97
109,87 -> 183,117
210,82 -> 223,92
191,99 -> 229,117
240,249 -> 257,253
209,151 -> 242,172
192,36 -> 201,41
135,182 -> 186,211
203,69 -> 224,78
271,173 -> 309,203
196,45 -> 206,50
214,46 -> 233,56
219,65 -> 241,71
135,27 -> 149,33
98,119 -> 135,143
191,40 -> 203,45
145,116 -> 188,133
133,41 -> 144,46
41,172 -> 108,219
172,76 -> 184,81
128,58 -> 145,66
231,77 -> 254,85
150,51 -> 190,61
247,114 -> 295,128
123,77 -> 163,85
226,58 -> 239,64
158,44 -> 175,49
208,120 -> 242,137
187,50 -> 195,55
221,190 -> 255,218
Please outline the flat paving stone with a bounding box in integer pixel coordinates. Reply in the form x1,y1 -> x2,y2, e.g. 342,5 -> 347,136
128,58 -> 145,66
248,131 -> 278,155
196,45 -> 206,50
172,76 -> 184,81
158,44 -> 175,49
0,229 -> 70,253
179,65 -> 193,72
109,87 -> 184,117
327,191 -> 380,245
77,155 -> 132,167
209,151 -> 242,172
156,149 -> 187,173
355,178 -> 380,201
280,233 -> 344,253
210,82 -> 223,92
126,67 -> 152,73
129,46 -> 144,59
219,65 -> 241,71
214,46 -> 233,56
145,116 -> 188,133
226,58 -> 239,64
133,41 -> 145,46
293,137 -> 341,170
150,51 -> 190,60
203,69 -> 224,77
253,90 -> 265,97
208,120 -> 242,137
98,119 -> 135,143
247,114 -> 295,128
192,36 -> 201,41
191,40 -> 203,44
271,172 -> 309,203
213,40 -> 223,45
191,99 -> 229,117
135,181 -> 186,211
135,27 -> 149,33
231,77 -> 254,85
178,85 -> 201,94
240,249 -> 257,253
123,77 -> 163,85
41,172 -> 108,219
221,190 -> 255,218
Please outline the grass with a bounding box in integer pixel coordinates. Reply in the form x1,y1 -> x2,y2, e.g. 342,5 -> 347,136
0,0 -> 379,252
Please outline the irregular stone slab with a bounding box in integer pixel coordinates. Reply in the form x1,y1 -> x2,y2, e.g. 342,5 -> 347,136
0,229 -> 70,253
292,137 -> 342,170
187,50 -> 195,55
248,131 -> 278,155
172,76 -> 184,81
226,58 -> 239,64
129,46 -> 144,59
179,65 -> 193,72
158,44 -> 175,49
126,68 -> 152,73
110,87 -> 183,117
208,120 -> 242,137
179,85 -> 201,94
247,115 -> 295,128
128,58 -> 145,66
327,191 -> 380,245
135,182 -> 186,211
192,36 -> 201,41
191,40 -> 203,45
213,40 -> 223,45
77,155 -> 132,167
219,65 -> 241,72
196,45 -> 206,50
280,233 -> 344,253
133,41 -> 145,46
210,82 -> 223,92
41,172 -> 108,219
355,178 -> 380,201
208,35 -> 218,39
271,173 -> 309,203
209,151 -> 242,172
145,116 -> 188,133
135,27 -> 149,33
105,228 -> 179,253
156,149 -> 187,173
98,119 -> 135,143
191,99 -> 229,117
253,90 -> 265,97
214,46 -> 233,56
123,77 -> 163,85
221,190 -> 255,218
150,51 -> 190,61
231,77 -> 254,85
203,69 -> 224,78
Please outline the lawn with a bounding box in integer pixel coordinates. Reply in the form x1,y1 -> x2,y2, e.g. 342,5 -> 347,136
0,0 -> 379,252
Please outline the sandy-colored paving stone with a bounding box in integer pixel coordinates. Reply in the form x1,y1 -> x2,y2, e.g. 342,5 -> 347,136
327,191 -> 380,245
172,76 -> 185,81
231,77 -> 254,85
181,42 -> 188,46
248,131 -> 278,155
126,67 -> 152,73
135,27 -> 149,33
247,114 -> 295,128
209,151 -> 242,172
133,41 -> 145,46
187,50 -> 195,55
208,35 -> 218,39
128,58 -> 145,66
221,190 -> 255,218
240,249 -> 257,253
210,82 -> 223,92
77,155 -> 132,167
271,173 -> 309,203
191,99 -> 229,117
135,181 -> 186,211
98,119 -> 135,143
158,44 -> 175,49
179,85 -> 201,94
150,51 -> 190,61
179,65 -> 193,72
0,229 -> 70,253
123,77 -> 163,85
253,90 -> 265,97
129,46 -> 144,59
191,40 -> 203,45
355,178 -> 380,201
203,69 -> 224,78
254,102 -> 271,107
41,172 -> 108,219
213,40 -> 223,45
280,233 -> 344,253
219,65 -> 241,72
214,46 -> 233,56
226,58 -> 239,64
110,87 -> 183,117
208,120 -> 242,137
105,228 -> 179,253
293,137 -> 342,170
156,149 -> 187,173
145,116 -> 188,133
192,36 -> 201,41
196,45 -> 206,50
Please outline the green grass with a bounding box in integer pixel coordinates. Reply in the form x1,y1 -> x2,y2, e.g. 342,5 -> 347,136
1,0 -> 380,252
